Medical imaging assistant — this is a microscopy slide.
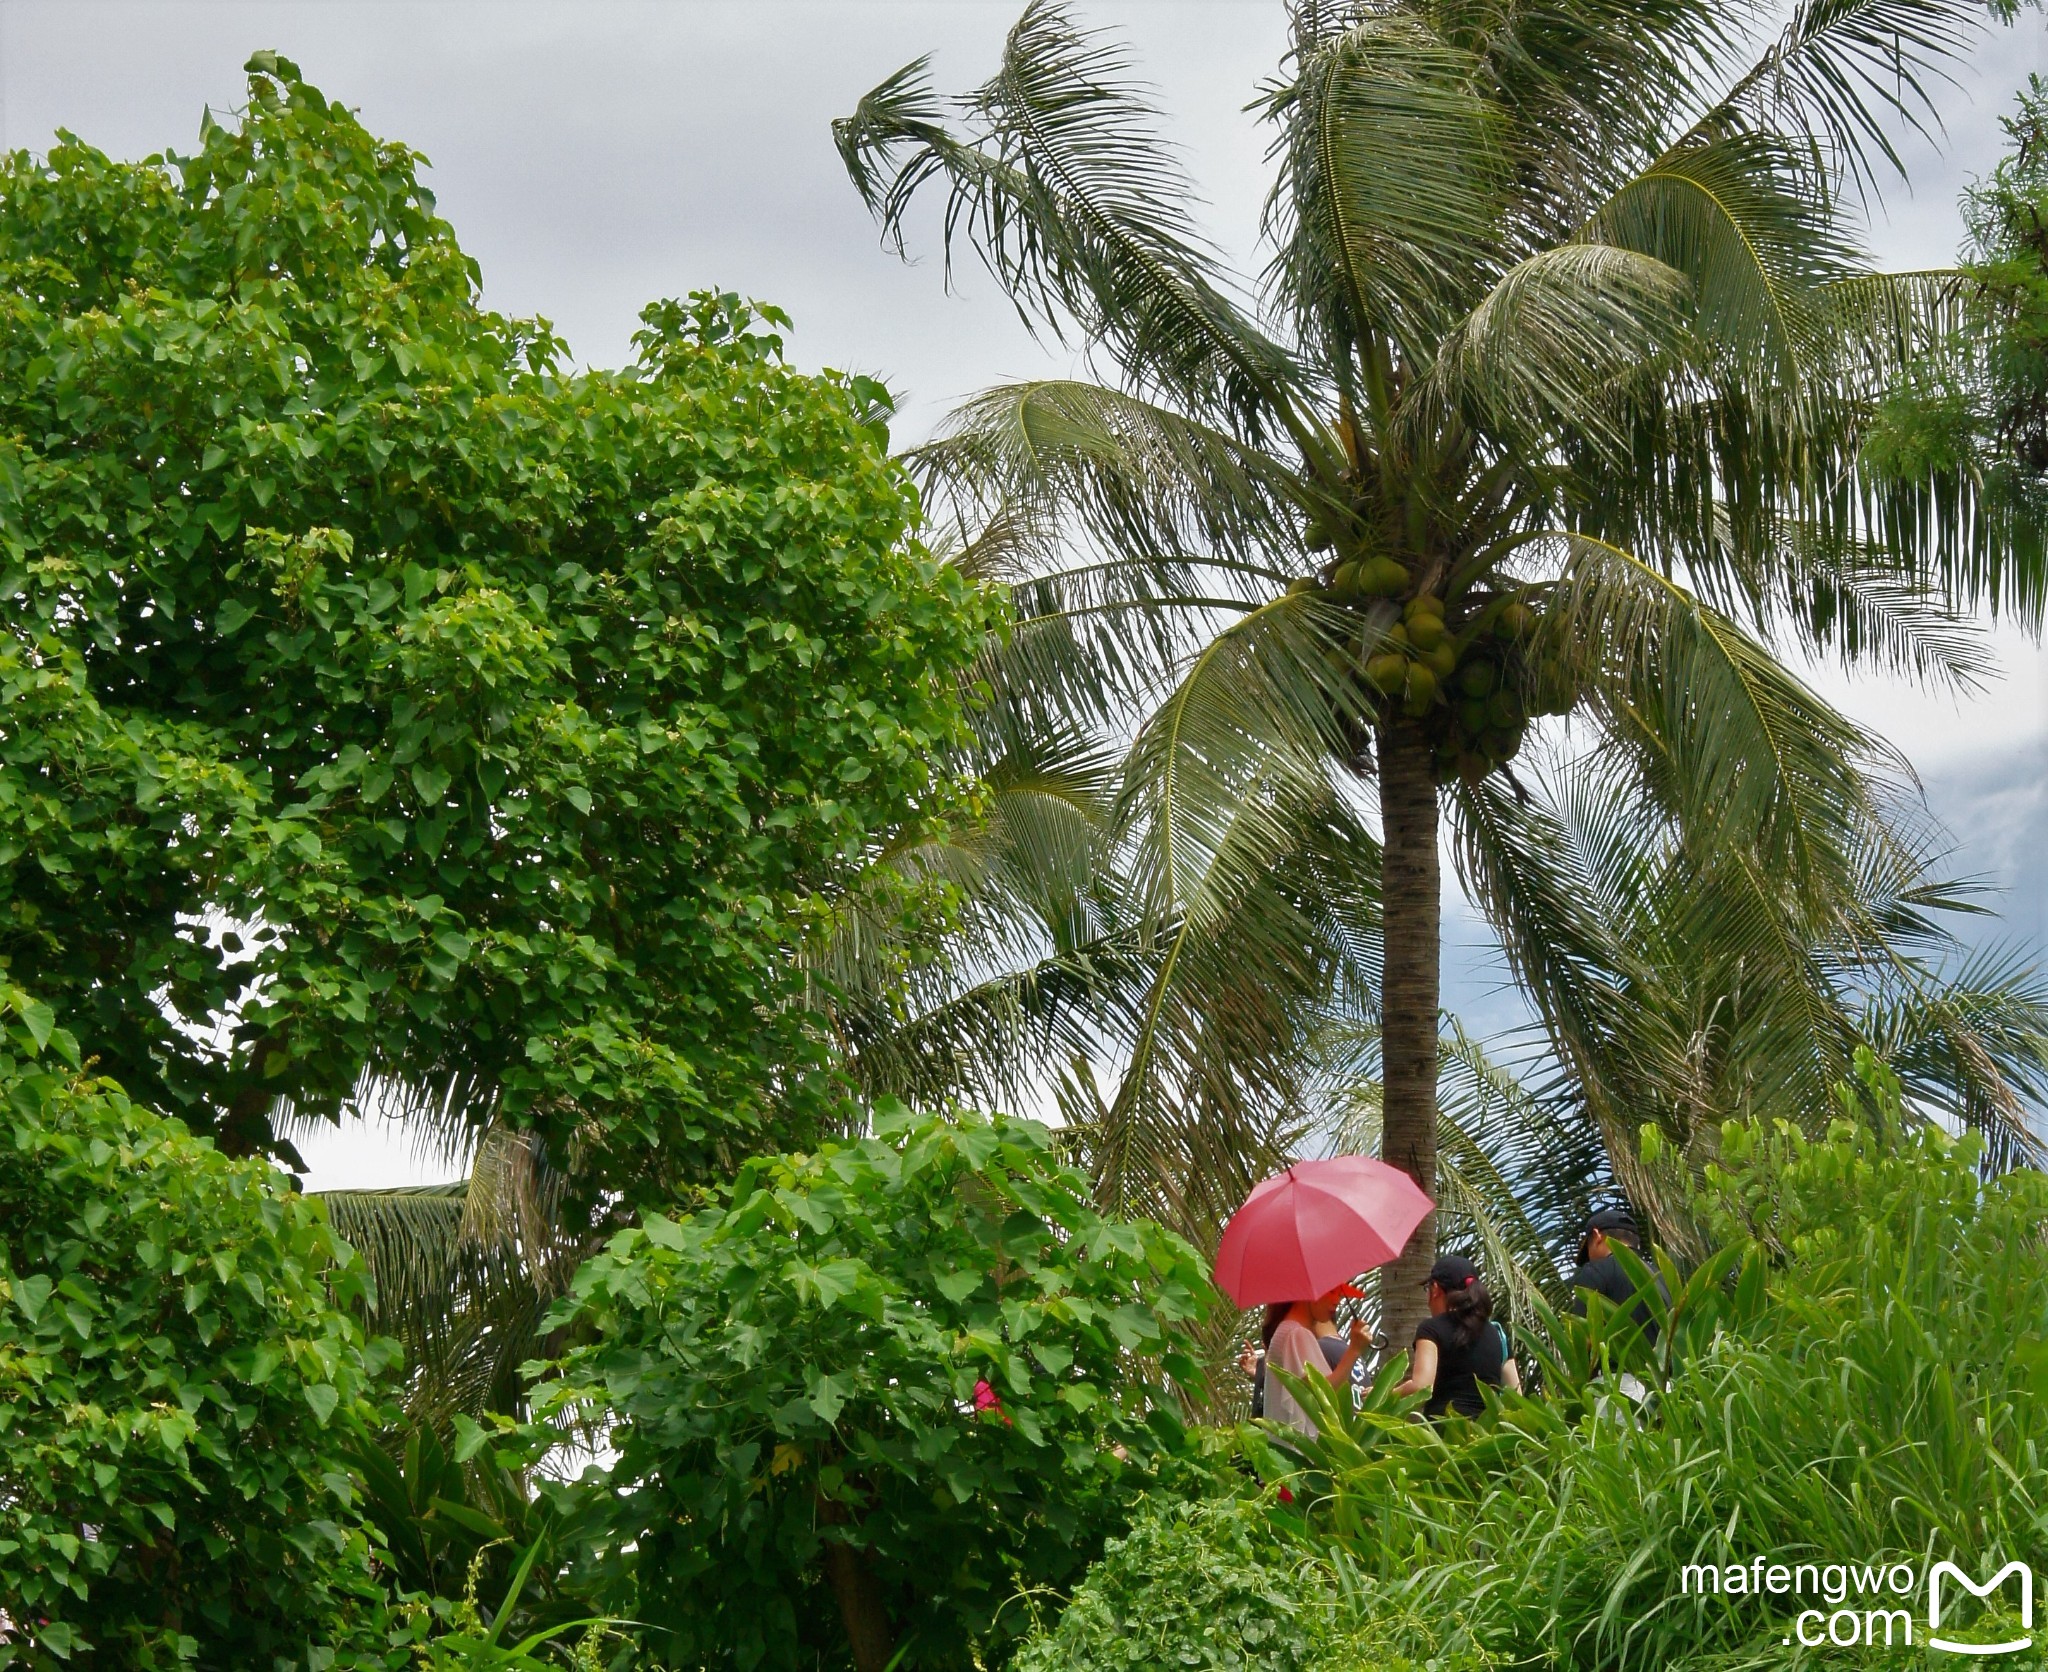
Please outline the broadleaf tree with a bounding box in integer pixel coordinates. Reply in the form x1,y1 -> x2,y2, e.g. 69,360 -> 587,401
530,1105 -> 1212,1672
0,56 -> 987,1208
835,0 -> 2048,1344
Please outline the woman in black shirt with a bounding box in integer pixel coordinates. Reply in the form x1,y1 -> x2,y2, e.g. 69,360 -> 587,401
1393,1253 -> 1521,1417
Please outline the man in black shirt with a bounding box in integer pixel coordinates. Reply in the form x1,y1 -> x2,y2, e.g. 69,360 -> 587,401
1570,1207 -> 1668,1339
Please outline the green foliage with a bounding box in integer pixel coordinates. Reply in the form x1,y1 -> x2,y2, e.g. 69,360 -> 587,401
0,981 -> 392,1667
0,56 -> 987,1192
345,1420 -> 568,1620
1261,1058 -> 2048,1668
1965,73 -> 2048,528
1514,1236 -> 1765,1406
530,1105 -> 1213,1670
1011,1494 -> 1490,1672
388,1537 -> 613,1672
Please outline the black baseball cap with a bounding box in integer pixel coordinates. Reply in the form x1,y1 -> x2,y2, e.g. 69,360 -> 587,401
1586,1206 -> 1638,1235
1424,1254 -> 1481,1289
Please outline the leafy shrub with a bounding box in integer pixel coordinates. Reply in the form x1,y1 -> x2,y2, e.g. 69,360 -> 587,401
0,984 -> 392,1666
1012,1493 -> 1489,1672
529,1105 -> 1213,1671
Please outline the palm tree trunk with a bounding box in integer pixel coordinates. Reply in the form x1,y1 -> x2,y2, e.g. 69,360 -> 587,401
1377,718 -> 1440,1353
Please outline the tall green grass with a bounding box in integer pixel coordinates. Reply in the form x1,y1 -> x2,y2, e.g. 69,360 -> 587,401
1266,1066 -> 2048,1667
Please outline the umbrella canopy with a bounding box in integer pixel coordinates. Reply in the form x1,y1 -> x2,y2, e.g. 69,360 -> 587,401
1213,1156 -> 1434,1307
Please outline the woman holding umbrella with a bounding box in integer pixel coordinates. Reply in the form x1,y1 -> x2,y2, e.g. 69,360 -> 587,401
1215,1156 -> 1435,1439
1257,1285 -> 1373,1436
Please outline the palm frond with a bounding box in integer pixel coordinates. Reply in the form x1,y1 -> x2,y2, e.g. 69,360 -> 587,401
1585,129 -> 1857,404
1088,793 -> 1382,1245
1696,0 -> 1986,195
320,1121 -> 583,1424
1114,596 -> 1361,922
913,379 -> 1324,731
1262,11 -> 1509,380
808,724 -> 1126,1110
1418,242 -> 1695,459
1710,520 -> 1995,691
274,1065 -> 499,1175
1459,0 -> 1734,236
834,0 -> 1305,438
1541,531 -> 1902,906
1455,744 -> 2048,1235
914,379 -> 1322,569
1853,942 -> 2048,1169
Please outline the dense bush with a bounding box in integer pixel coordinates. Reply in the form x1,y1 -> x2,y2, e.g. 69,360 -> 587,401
1012,1493 -> 1488,1672
0,982 -> 391,1667
529,1105 -> 1212,1671
0,55 -> 987,1192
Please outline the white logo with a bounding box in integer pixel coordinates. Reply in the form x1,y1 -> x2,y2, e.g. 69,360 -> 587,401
1929,1561 -> 2034,1656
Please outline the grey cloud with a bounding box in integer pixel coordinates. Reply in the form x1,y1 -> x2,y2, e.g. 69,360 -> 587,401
1926,737 -> 2048,952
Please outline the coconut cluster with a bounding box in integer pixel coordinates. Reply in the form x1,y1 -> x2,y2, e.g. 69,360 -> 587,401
1291,559 -> 1573,784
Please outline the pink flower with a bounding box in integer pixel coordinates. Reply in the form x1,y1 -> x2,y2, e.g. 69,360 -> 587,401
972,1378 -> 1012,1425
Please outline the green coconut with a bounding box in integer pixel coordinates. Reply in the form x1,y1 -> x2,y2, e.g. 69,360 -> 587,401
1403,663 -> 1440,712
1406,613 -> 1446,653
1458,660 -> 1498,698
1360,556 -> 1409,597
1365,653 -> 1409,695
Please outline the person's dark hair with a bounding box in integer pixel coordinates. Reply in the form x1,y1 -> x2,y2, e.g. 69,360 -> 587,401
1437,1274 -> 1494,1349
1260,1302 -> 1291,1350
1579,1206 -> 1642,1264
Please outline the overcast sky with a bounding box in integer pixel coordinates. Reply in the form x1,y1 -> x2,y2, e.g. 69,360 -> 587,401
5,1 -> 2044,1185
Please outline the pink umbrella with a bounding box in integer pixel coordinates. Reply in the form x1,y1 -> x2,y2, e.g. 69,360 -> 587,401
1214,1156 -> 1434,1306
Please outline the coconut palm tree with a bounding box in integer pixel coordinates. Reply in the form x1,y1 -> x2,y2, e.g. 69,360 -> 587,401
810,711 -> 2048,1385
835,0 -> 2045,1343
